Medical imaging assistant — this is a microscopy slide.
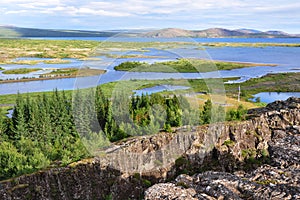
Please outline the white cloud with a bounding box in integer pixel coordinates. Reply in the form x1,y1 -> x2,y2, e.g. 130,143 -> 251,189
5,10 -> 28,14
0,0 -> 299,32
1,0 -> 251,17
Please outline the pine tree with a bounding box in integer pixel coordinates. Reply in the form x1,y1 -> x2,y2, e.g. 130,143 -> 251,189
202,99 -> 212,124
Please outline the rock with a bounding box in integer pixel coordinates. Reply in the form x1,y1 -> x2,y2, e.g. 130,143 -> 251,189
144,183 -> 198,200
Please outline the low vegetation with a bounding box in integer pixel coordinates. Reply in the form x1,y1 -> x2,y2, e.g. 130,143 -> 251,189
0,39 -> 99,60
2,68 -> 42,74
0,59 -> 71,65
114,59 -> 276,73
0,68 -> 105,83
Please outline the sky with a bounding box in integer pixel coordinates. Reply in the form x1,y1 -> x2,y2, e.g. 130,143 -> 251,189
0,0 -> 300,33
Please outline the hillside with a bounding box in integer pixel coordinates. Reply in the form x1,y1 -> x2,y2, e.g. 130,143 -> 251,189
144,27 -> 299,38
0,26 -> 121,37
142,28 -> 193,38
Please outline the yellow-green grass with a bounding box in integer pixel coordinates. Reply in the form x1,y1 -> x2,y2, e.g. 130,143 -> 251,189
0,59 -> 71,65
2,68 -> 42,74
194,94 -> 259,110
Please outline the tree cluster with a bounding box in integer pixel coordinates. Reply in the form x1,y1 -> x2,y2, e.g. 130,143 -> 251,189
0,87 -> 247,180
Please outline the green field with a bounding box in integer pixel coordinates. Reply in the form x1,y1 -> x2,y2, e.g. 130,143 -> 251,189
114,59 -> 276,73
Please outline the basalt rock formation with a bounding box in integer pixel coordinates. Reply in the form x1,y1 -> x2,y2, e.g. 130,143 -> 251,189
145,97 -> 300,199
0,97 -> 299,200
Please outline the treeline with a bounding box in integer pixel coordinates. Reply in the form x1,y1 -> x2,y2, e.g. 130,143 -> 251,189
73,87 -> 200,143
0,87 -> 247,180
0,91 -> 87,180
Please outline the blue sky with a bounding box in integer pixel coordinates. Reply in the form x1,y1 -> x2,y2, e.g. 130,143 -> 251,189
1,0 -> 300,33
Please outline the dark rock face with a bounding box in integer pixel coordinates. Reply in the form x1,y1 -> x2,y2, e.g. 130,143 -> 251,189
0,98 -> 299,200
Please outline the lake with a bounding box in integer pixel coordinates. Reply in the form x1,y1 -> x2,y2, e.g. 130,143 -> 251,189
251,92 -> 300,103
1,38 -> 300,95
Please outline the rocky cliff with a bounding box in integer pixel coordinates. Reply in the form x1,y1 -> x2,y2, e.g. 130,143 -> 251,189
0,97 -> 299,200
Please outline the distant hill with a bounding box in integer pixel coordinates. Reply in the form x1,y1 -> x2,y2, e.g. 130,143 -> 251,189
192,28 -> 245,38
143,28 -> 300,38
234,29 -> 262,34
0,26 -> 128,37
0,26 -> 299,38
143,28 -> 192,38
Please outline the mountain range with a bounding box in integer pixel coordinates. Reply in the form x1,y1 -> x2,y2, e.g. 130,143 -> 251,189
0,26 -> 299,38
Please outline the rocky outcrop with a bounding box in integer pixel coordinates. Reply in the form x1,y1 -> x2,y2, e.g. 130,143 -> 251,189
0,98 -> 299,200
145,97 -> 300,199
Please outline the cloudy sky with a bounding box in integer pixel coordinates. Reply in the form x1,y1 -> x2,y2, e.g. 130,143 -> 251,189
1,0 -> 300,33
